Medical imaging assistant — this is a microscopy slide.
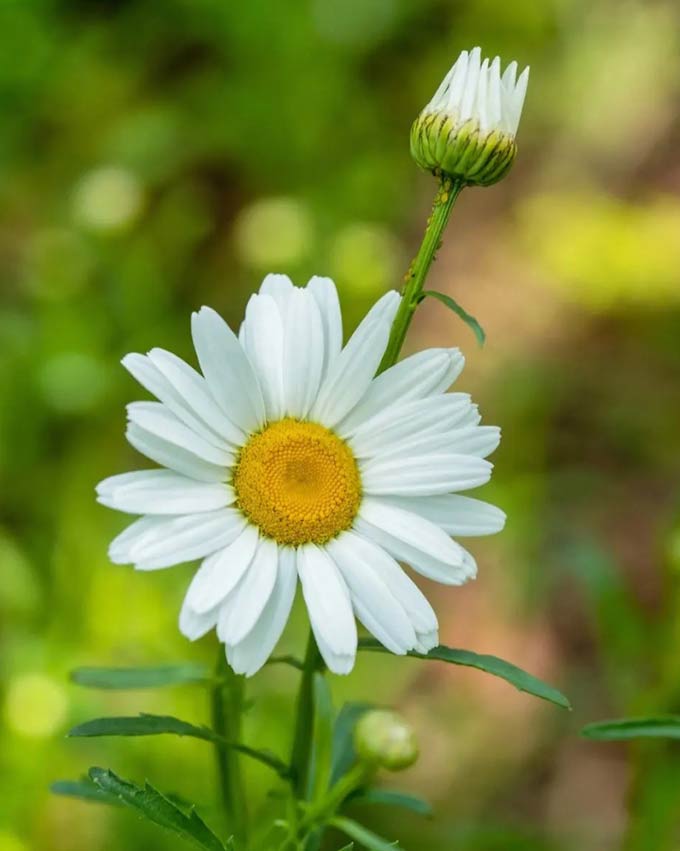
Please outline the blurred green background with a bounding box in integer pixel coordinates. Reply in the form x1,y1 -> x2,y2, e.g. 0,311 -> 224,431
2,0 -> 680,849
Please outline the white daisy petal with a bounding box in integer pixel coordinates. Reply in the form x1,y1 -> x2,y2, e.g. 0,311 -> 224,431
361,453 -> 493,496
355,516 -> 474,586
369,425 -> 501,462
328,533 -> 416,655
338,348 -> 464,436
283,287 -> 325,418
259,272 -> 295,310
122,352 -> 236,447
146,348 -> 244,445
307,276 -> 343,376
217,537 -> 278,646
226,546 -> 297,677
310,291 -> 400,427
346,531 -> 439,643
347,393 -> 474,457
296,544 -> 357,674
96,470 -> 234,515
359,497 -> 464,567
241,293 -> 285,419
378,494 -> 506,536
127,402 -> 234,467
184,525 -> 260,614
191,306 -> 266,432
179,596 -> 220,641
109,508 -> 244,570
126,423 -> 226,482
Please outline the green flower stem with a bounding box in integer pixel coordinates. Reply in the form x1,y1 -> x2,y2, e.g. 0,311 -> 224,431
290,631 -> 324,801
298,764 -> 370,834
211,650 -> 248,848
378,175 -> 464,374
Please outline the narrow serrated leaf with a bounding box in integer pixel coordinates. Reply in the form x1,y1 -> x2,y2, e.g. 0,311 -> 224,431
69,714 -> 217,742
331,816 -> 401,850
422,290 -> 485,345
70,714 -> 289,777
582,716 -> 680,741
89,767 -> 225,850
71,663 -> 209,690
358,639 -> 570,710
51,779 -> 122,806
351,788 -> 432,816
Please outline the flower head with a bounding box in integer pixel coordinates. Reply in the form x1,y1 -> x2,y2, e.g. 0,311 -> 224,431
411,47 -> 529,186
97,274 -> 505,676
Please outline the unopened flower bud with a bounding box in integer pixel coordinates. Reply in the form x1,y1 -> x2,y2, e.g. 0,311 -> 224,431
354,710 -> 418,771
411,46 -> 529,187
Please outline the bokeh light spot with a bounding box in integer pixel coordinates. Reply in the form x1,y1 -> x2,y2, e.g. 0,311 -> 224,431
4,673 -> 68,739
234,196 -> 313,269
73,166 -> 144,233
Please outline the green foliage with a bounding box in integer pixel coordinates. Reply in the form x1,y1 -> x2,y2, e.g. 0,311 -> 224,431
582,717 -> 680,741
71,664 -> 210,689
358,639 -> 570,709
88,767 -> 227,850
69,714 -> 290,777
331,816 -> 401,850
421,290 -> 486,345
350,789 -> 432,817
51,778 -> 122,806
331,702 -> 374,784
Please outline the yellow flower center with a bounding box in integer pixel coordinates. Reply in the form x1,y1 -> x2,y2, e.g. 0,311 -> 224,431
233,419 -> 362,546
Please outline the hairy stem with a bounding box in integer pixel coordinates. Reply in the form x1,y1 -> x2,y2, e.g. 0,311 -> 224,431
378,175 -> 464,374
212,649 -> 248,847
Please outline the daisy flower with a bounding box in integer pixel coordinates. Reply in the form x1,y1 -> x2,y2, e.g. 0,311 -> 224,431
411,46 -> 529,186
97,274 -> 505,675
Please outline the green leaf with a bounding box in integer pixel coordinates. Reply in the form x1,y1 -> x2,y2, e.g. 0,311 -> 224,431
358,639 -> 570,710
331,816 -> 400,850
310,672 -> 334,803
71,663 -> 209,690
581,716 -> 680,741
338,845 -> 355,850
351,788 -> 432,817
89,767 -> 226,850
50,778 -> 122,806
331,702 -> 374,784
69,713 -> 218,742
69,714 -> 290,777
422,290 -> 486,346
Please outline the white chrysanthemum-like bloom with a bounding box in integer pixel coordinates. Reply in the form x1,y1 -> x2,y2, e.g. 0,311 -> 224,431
97,275 -> 505,676
411,46 -> 529,186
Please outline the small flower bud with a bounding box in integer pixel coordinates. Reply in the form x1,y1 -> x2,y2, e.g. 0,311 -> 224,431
354,710 -> 419,771
411,46 -> 529,187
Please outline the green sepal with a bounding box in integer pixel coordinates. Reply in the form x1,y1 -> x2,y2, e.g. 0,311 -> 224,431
421,290 -> 485,346
70,663 -> 209,690
69,714 -> 290,777
358,639 -> 570,710
331,816 -> 401,850
88,767 -> 226,850
582,716 -> 680,741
